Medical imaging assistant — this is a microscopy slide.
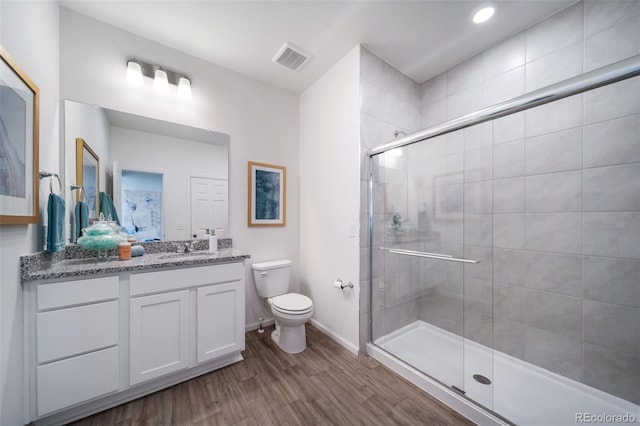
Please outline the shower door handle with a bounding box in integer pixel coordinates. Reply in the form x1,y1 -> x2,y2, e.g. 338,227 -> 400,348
383,248 -> 481,264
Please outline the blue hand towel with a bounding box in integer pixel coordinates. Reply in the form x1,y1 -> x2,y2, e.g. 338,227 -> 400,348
99,192 -> 120,225
74,200 -> 89,240
46,193 -> 65,252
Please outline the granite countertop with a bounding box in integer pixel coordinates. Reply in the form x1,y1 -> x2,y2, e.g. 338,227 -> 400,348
22,248 -> 250,282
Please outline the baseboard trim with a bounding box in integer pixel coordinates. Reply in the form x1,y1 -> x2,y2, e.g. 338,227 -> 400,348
247,317 -> 360,356
309,319 -> 359,355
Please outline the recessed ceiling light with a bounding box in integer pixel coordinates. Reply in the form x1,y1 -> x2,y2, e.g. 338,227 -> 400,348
473,6 -> 495,24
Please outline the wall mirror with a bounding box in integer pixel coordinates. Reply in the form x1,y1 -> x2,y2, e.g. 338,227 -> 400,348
75,137 -> 99,219
64,100 -> 230,242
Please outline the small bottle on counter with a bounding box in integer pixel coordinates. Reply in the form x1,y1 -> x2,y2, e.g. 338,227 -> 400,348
118,242 -> 132,260
208,229 -> 218,253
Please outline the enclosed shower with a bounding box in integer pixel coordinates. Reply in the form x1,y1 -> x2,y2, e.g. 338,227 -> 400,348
367,53 -> 640,425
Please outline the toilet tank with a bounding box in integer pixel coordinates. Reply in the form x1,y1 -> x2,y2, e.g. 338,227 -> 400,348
252,259 -> 292,298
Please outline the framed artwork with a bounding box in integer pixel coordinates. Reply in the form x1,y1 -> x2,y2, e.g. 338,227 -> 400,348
0,45 -> 40,224
433,172 -> 463,221
75,138 -> 100,219
433,169 -> 488,221
248,161 -> 286,227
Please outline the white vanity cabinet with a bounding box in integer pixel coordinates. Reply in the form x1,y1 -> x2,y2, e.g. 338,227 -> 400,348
29,276 -> 120,417
129,290 -> 190,385
196,281 -> 244,363
24,259 -> 246,425
129,262 -> 245,386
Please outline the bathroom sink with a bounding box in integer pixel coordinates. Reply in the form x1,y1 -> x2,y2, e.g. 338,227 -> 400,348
158,251 -> 213,260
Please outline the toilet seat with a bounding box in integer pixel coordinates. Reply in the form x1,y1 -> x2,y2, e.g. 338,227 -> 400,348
270,293 -> 313,315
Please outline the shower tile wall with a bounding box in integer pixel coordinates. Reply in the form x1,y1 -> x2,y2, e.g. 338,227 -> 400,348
359,47 -> 420,350
415,1 -> 640,404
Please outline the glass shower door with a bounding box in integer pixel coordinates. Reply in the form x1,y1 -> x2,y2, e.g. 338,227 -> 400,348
370,133 -> 462,398
369,63 -> 640,426
370,128 -> 495,411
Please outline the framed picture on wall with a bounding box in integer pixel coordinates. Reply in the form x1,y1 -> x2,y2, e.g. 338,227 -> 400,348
433,172 -> 463,221
75,138 -> 100,219
0,45 -> 40,225
248,161 -> 286,227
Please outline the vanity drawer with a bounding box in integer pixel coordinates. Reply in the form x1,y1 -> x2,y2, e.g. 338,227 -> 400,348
130,262 -> 243,296
37,346 -> 119,416
37,276 -> 119,310
37,301 -> 119,364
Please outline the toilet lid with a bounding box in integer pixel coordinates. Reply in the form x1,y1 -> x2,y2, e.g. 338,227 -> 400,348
271,293 -> 312,312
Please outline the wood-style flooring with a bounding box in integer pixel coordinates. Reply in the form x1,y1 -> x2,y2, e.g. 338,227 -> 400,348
70,324 -> 474,425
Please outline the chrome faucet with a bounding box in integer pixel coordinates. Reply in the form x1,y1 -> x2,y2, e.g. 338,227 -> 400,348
185,234 -> 198,252
176,234 -> 198,253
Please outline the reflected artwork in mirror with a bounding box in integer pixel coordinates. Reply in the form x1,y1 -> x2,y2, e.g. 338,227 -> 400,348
121,170 -> 164,241
75,137 -> 99,219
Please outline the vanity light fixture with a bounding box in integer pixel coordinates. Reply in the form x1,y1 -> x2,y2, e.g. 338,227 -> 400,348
473,6 -> 495,24
126,60 -> 144,86
177,76 -> 192,99
153,69 -> 169,93
125,58 -> 192,98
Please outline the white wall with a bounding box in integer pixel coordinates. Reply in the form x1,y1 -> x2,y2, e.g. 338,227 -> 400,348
299,46 -> 361,353
63,100 -> 110,241
0,2 -> 59,424
110,126 -> 228,240
59,8 -> 300,329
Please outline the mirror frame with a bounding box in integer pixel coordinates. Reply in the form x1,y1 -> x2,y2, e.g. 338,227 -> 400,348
75,137 -> 100,219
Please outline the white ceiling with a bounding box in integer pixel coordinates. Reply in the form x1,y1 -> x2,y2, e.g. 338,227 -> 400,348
60,0 -> 575,94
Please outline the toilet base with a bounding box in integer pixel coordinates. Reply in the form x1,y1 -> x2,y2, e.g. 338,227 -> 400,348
271,323 -> 307,354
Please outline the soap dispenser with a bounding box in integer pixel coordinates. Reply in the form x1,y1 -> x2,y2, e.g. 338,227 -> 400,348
208,229 -> 218,253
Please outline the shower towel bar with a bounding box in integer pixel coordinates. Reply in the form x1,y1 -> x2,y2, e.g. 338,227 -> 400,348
381,247 -> 453,258
383,248 -> 480,264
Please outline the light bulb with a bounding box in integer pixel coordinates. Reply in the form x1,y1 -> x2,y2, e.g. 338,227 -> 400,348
177,77 -> 192,99
473,7 -> 495,24
153,69 -> 169,93
126,61 -> 143,86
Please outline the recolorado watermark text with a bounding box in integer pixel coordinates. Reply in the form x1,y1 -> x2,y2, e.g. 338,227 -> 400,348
576,413 -> 638,423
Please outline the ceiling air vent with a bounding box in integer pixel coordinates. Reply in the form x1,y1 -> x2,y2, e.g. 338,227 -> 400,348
272,42 -> 312,71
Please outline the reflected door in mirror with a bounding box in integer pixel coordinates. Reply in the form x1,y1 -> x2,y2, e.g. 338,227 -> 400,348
190,177 -> 228,237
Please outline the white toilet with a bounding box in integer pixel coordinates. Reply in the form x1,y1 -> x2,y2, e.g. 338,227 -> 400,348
252,259 -> 313,354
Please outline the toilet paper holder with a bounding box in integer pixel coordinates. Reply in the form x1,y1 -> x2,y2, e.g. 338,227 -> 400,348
333,278 -> 354,290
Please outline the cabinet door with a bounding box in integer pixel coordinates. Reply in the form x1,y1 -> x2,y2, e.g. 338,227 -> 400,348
197,281 -> 244,363
130,290 -> 189,386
